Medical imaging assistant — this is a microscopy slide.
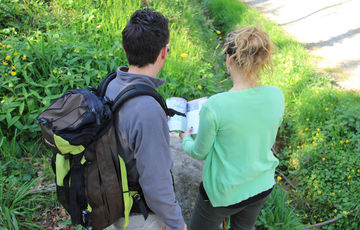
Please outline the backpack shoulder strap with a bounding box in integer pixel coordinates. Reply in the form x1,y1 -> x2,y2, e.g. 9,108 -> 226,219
96,72 -> 117,97
111,84 -> 185,117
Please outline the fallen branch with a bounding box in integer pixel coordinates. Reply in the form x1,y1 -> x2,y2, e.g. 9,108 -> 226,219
29,183 -> 56,195
304,216 -> 341,229
275,169 -> 311,209
276,169 -> 297,190
304,206 -> 359,229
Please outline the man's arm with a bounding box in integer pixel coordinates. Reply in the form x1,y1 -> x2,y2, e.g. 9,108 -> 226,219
131,97 -> 185,230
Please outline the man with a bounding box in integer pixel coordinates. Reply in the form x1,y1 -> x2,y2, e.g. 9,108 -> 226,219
104,9 -> 186,230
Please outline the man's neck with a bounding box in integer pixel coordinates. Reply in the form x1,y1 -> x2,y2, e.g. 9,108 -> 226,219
128,64 -> 159,78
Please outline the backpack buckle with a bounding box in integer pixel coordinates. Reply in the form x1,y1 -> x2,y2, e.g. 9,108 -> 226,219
82,209 -> 92,229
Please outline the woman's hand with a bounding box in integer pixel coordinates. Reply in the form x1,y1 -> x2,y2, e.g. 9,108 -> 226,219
179,127 -> 193,140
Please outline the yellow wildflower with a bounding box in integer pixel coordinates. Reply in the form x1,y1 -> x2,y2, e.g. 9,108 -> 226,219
5,55 -> 10,60
3,61 -> 8,65
296,213 -> 300,216
317,190 -> 322,195
315,185 -> 319,189
11,65 -> 16,69
319,218 -> 323,222
305,214 -> 308,217
357,169 -> 360,173
347,168 -> 350,172
340,122 -> 343,125
8,83 -> 14,87
218,36 -> 222,40
334,209 -> 337,213
332,192 -> 336,196
313,142 -> 317,146
197,85 -> 202,90
343,211 -> 348,215
297,146 -> 300,149
14,51 -> 18,56
320,138 -> 323,141
306,118 -> 309,121
216,30 -> 221,34
22,55 -> 26,61
180,53 -> 188,58
340,140 -> 344,144
345,140 -> 349,143
322,157 -> 325,161
348,175 -> 351,179
305,128 -> 309,131
317,128 -> 320,131
277,176 -> 282,181
11,71 -> 16,76
352,169 -> 355,173
347,182 -> 350,186
289,146 -> 292,149
325,107 -> 329,111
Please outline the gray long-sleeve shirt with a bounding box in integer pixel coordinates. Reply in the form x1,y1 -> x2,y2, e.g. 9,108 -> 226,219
105,67 -> 184,230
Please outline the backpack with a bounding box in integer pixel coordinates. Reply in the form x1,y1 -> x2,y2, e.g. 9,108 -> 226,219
37,72 -> 184,230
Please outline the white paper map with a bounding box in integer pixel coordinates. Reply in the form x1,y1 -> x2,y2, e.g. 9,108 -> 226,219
166,97 -> 208,134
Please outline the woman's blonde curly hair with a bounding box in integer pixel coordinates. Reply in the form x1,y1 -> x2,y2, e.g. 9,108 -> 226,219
223,26 -> 275,80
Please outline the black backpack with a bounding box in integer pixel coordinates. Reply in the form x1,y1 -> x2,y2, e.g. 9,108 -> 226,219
38,72 -> 184,230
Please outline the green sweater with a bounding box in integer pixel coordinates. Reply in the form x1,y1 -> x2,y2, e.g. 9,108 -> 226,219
182,86 -> 285,207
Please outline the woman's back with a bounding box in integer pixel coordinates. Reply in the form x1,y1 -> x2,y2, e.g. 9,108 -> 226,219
191,85 -> 284,206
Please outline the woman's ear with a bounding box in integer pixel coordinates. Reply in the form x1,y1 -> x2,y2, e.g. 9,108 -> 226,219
226,54 -> 232,76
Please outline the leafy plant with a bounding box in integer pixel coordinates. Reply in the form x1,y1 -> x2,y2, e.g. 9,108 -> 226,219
0,169 -> 44,229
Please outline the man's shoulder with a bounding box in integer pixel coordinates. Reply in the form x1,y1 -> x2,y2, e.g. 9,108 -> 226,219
121,95 -> 166,118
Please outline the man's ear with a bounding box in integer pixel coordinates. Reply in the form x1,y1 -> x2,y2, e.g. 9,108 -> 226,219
160,46 -> 167,59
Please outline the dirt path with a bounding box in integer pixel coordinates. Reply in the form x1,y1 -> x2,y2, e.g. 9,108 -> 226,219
240,0 -> 360,91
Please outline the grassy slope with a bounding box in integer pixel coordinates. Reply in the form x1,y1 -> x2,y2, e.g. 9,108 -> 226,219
201,0 -> 360,229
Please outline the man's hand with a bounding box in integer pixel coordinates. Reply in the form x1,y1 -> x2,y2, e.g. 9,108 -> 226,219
179,127 -> 193,140
184,224 -> 188,230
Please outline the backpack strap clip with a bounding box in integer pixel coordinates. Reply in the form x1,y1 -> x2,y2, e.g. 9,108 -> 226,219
133,193 -> 149,220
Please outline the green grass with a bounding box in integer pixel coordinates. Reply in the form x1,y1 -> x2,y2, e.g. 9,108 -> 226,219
256,186 -> 303,230
201,0 -> 360,229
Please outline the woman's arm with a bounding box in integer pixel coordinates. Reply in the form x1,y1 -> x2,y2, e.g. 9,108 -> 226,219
181,103 -> 217,160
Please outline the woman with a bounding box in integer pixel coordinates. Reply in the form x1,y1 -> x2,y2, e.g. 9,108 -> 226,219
180,26 -> 285,230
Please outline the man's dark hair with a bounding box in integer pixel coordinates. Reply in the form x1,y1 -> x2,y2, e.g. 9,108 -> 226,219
122,9 -> 169,67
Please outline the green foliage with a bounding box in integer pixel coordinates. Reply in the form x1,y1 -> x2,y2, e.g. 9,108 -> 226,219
0,0 -> 227,147
256,186 -> 304,230
278,88 -> 360,228
0,159 -> 45,229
